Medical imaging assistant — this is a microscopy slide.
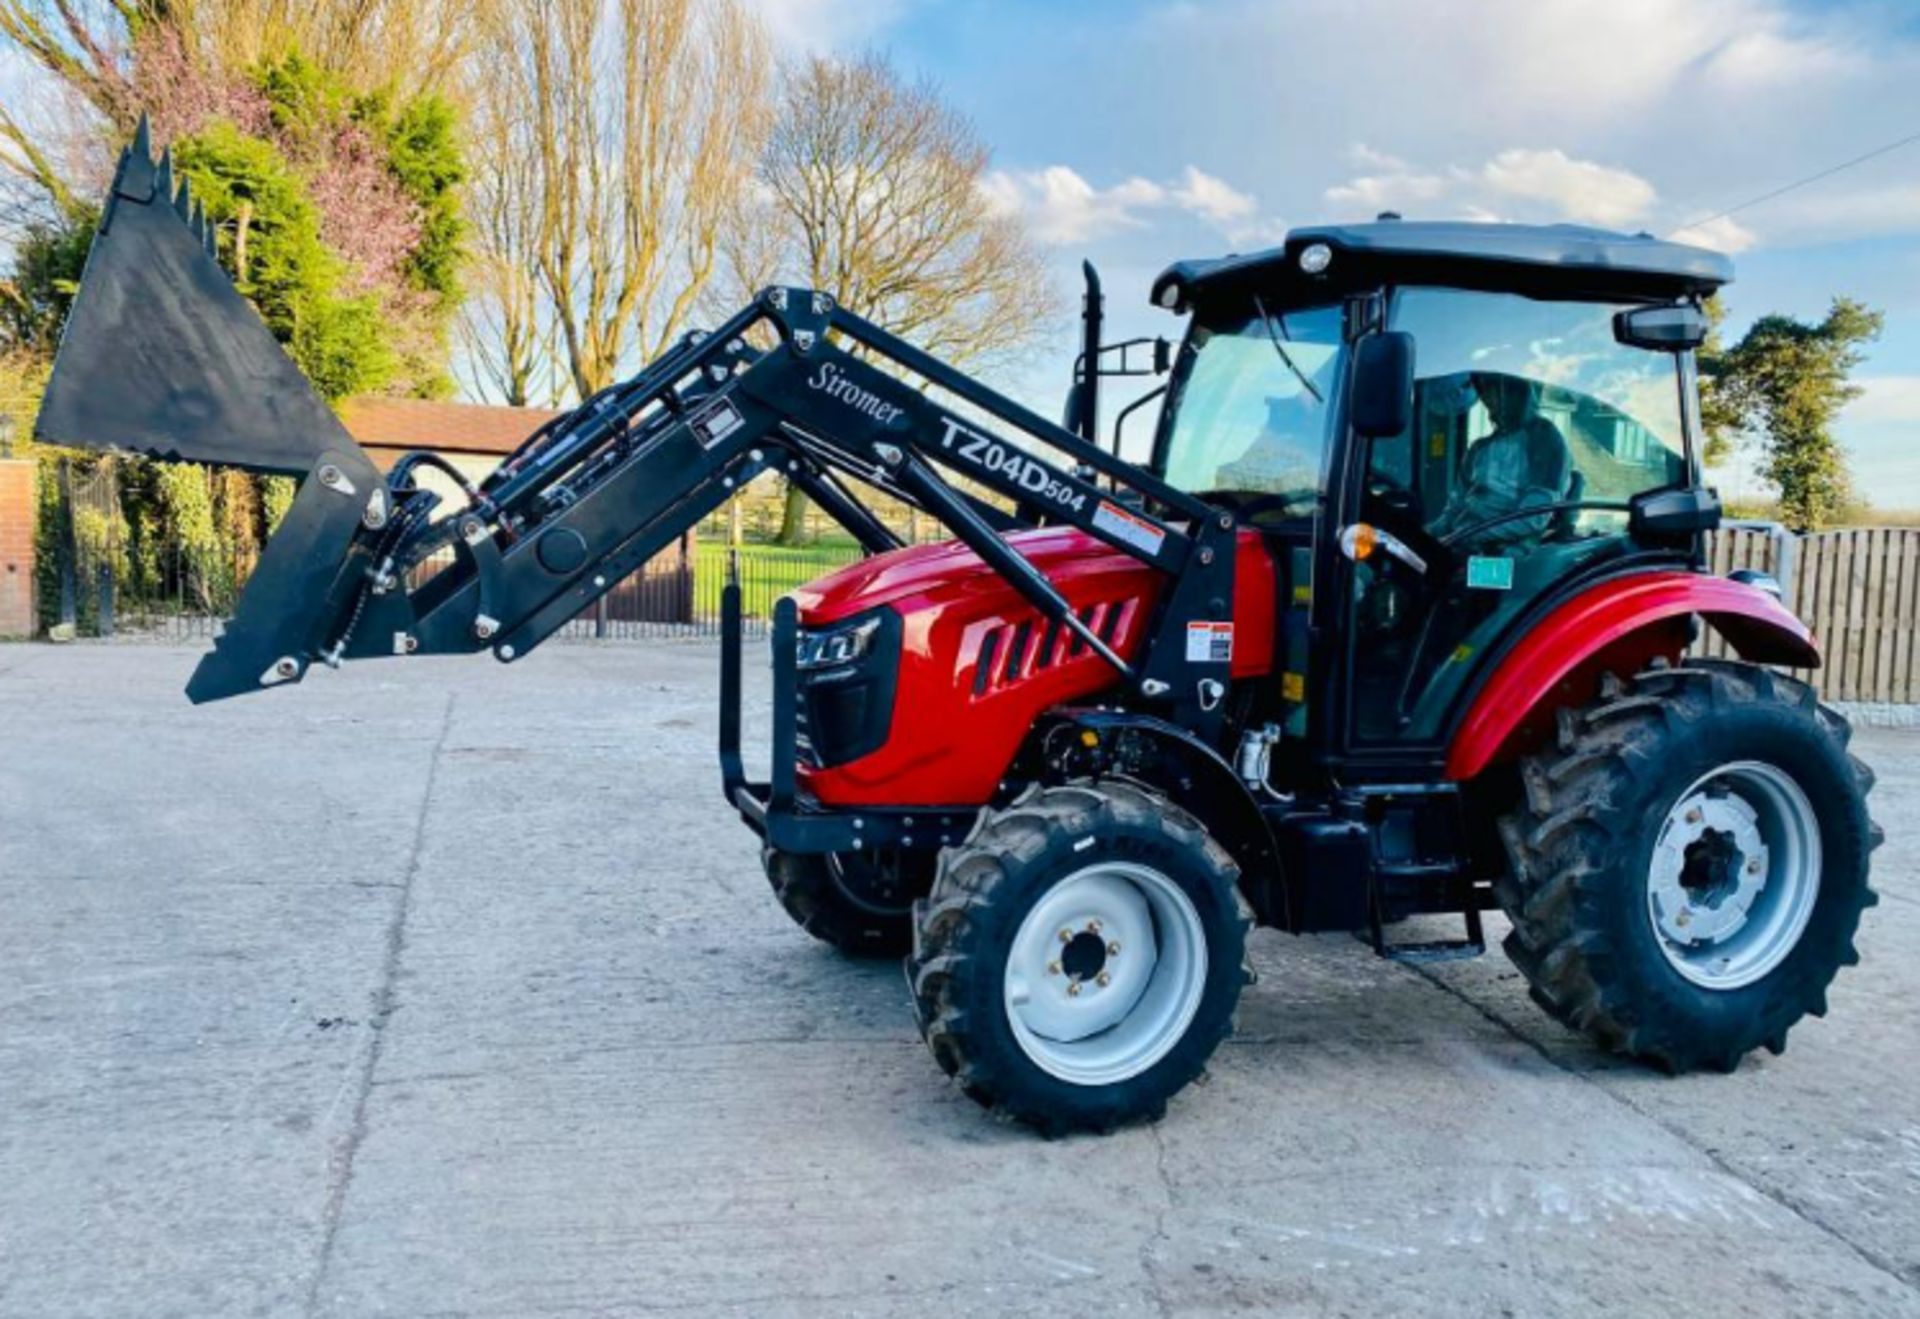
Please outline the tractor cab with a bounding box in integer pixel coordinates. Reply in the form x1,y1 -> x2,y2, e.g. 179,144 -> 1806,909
1147,221 -> 1730,767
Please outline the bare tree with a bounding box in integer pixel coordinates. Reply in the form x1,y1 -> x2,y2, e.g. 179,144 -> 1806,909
734,53 -> 1058,542
457,39 -> 556,407
476,0 -> 769,400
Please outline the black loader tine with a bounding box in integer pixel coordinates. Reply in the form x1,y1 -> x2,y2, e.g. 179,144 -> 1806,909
173,174 -> 191,221
109,125 -> 157,218
132,111 -> 151,160
190,199 -> 215,258
154,148 -> 173,206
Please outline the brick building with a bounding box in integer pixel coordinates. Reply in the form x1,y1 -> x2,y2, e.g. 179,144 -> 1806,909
339,397 -> 564,494
0,459 -> 33,637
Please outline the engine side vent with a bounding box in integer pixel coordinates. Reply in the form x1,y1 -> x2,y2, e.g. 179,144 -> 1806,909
971,597 -> 1140,697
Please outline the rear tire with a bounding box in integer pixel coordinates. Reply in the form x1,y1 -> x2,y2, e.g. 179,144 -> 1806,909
763,847 -> 931,958
907,782 -> 1252,1134
1497,660 -> 1881,1071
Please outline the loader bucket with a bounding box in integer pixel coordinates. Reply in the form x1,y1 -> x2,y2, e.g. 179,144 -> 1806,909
37,118 -> 384,703
37,116 -> 366,476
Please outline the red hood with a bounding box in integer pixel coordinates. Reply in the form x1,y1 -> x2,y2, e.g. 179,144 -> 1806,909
793,527 -> 1133,624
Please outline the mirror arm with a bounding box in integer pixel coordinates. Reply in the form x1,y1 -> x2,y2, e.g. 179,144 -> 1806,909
1111,384 -> 1168,461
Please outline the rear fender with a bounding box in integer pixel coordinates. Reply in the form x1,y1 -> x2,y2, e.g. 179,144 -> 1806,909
1026,710 -> 1287,926
1445,571 -> 1820,780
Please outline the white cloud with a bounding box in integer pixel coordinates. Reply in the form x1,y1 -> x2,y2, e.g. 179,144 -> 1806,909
1701,24 -> 1862,88
1846,376 -> 1920,424
1347,143 -> 1408,173
1169,166 -> 1256,227
1670,214 -> 1760,255
1478,149 -> 1656,230
1324,168 -> 1450,217
1755,184 -> 1920,246
744,0 -> 910,55
981,163 -> 1277,246
1324,146 -> 1658,230
979,167 -> 1166,243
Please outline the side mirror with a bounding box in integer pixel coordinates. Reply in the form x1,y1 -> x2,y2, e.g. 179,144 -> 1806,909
1615,303 -> 1708,352
1630,486 -> 1722,539
1350,331 -> 1415,439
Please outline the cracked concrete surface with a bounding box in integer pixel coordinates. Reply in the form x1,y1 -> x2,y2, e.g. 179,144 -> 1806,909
1,642 -> 1916,1317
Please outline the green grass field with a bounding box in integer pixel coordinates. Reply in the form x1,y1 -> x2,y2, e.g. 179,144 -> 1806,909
689,539 -> 867,619
693,540 -> 863,588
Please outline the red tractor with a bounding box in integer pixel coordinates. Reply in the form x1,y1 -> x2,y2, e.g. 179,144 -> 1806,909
42,123 -> 1880,1133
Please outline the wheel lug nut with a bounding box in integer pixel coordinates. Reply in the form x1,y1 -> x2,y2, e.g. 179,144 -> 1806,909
1096,972 -> 1111,987
1107,941 -> 1121,956
1047,961 -> 1061,976
1059,929 -> 1072,943
1685,808 -> 1702,824
1087,920 -> 1102,933
1747,859 -> 1762,875
1067,981 -> 1082,996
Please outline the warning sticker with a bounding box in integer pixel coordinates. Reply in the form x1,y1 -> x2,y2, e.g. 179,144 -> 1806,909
1093,500 -> 1167,556
689,399 -> 745,448
1186,620 -> 1233,664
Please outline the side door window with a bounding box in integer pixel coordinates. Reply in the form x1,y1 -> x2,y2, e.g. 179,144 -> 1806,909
1348,288 -> 1688,743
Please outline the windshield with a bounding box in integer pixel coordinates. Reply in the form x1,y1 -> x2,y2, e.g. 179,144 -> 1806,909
1156,301 -> 1344,519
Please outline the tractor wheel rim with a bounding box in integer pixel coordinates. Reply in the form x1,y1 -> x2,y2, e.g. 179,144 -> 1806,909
1003,861 -> 1208,1087
1646,759 -> 1821,991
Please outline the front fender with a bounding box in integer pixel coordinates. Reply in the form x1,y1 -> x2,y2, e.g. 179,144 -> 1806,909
1445,571 -> 1819,781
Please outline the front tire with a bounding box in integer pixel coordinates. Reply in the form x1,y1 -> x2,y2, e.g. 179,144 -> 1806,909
763,847 -> 932,958
1498,661 -> 1881,1071
907,782 -> 1252,1134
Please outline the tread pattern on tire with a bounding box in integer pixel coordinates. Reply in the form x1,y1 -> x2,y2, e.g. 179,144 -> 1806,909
763,846 -> 915,958
906,780 -> 1253,1134
1497,659 -> 1881,1072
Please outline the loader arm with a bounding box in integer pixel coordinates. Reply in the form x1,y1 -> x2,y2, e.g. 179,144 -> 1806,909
35,124 -> 1238,734
275,288 -> 1239,737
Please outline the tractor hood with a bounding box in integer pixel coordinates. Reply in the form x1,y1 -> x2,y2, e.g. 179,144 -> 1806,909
792,527 -> 1138,625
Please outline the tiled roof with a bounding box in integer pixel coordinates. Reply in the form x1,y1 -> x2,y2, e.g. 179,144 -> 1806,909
340,397 -> 565,457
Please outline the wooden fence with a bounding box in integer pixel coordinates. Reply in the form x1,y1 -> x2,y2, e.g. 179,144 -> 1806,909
1700,525 -> 1920,704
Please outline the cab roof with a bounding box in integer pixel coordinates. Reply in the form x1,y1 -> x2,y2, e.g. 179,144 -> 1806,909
1151,219 -> 1733,314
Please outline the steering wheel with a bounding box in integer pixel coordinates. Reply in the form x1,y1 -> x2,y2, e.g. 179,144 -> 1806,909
1225,491 -> 1313,524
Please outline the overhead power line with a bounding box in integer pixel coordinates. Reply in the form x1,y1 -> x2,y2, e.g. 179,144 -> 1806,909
1669,127 -> 1920,239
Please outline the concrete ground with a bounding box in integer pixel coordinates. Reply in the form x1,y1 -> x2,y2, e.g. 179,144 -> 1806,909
1,641 -> 1917,1319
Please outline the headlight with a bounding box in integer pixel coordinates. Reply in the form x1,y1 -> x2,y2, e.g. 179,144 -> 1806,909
796,615 -> 884,671
790,609 -> 901,769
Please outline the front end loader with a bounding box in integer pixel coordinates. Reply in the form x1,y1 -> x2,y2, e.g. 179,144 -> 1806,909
40,123 -> 1881,1133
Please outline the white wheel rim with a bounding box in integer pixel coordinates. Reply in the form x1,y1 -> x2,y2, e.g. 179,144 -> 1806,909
1646,760 -> 1822,991
1003,861 -> 1208,1087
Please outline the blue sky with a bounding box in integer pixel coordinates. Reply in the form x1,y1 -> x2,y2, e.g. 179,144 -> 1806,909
751,0 -> 1920,507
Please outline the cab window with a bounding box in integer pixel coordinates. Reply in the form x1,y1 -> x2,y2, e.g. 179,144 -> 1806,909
1156,302 -> 1344,522
1348,288 -> 1689,743
1388,288 -> 1686,548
